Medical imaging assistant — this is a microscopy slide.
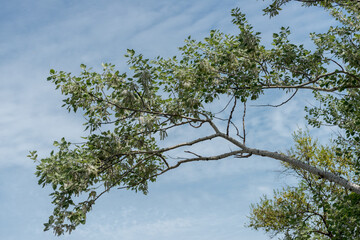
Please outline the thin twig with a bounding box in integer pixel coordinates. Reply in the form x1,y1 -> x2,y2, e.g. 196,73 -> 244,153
252,89 -> 298,108
242,101 -> 247,144
231,121 -> 241,138
214,96 -> 234,114
227,97 -> 237,136
329,59 -> 345,72
184,151 -> 203,158
152,150 -> 245,177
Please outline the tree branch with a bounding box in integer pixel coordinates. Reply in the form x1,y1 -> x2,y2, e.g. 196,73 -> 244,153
215,132 -> 360,194
152,150 -> 245,177
252,89 -> 298,108
227,97 -> 237,136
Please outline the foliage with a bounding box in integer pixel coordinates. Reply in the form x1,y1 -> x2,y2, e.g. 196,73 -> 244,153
29,0 -> 360,236
248,132 -> 360,239
247,1 -> 360,239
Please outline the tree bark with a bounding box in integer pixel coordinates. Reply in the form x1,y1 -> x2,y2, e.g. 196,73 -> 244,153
217,132 -> 360,194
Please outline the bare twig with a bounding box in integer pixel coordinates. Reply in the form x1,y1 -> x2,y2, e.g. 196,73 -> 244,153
184,151 -> 203,158
152,150 -> 245,177
329,59 -> 345,72
231,121 -> 241,138
227,97 -> 237,136
242,101 -> 247,144
189,121 -> 205,128
157,154 -> 170,168
214,96 -> 235,114
252,89 -> 298,108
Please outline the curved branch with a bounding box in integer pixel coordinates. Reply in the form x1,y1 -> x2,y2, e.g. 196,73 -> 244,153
153,150 -> 245,177
227,97 -> 237,136
217,132 -> 360,194
231,70 -> 360,93
252,89 -> 298,108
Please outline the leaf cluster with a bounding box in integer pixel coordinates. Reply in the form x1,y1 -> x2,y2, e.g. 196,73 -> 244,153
248,131 -> 360,239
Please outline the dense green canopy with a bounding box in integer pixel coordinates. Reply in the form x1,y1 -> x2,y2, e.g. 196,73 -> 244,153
29,0 -> 360,236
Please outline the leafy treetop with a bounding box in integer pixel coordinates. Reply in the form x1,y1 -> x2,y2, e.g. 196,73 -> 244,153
29,0 -> 360,236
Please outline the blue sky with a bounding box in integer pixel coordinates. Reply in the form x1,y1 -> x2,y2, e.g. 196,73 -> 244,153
0,1 -> 335,239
